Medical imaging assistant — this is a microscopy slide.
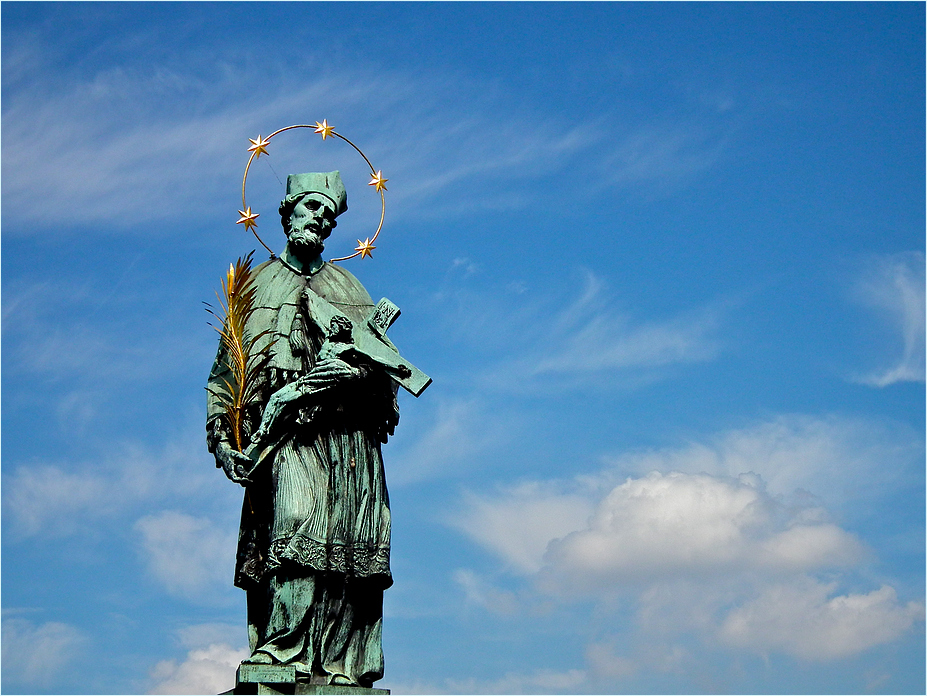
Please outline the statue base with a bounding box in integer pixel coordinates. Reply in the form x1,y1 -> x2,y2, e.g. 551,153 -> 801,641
227,664 -> 390,695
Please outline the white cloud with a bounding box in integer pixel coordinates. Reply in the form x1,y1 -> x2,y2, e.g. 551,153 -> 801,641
2,428 -> 232,539
454,415 -> 903,585
451,257 -> 479,275
4,464 -> 121,537
453,481 -> 594,574
0,53 -> 591,234
148,643 -> 248,695
853,251 -> 925,386
135,511 -> 238,599
583,637 -> 696,685
635,579 -> 736,637
1,616 -> 86,688
720,578 -> 925,661
2,278 -> 216,390
2,36 -> 726,239
451,413 -> 924,674
606,413 -> 922,514
542,471 -> 863,591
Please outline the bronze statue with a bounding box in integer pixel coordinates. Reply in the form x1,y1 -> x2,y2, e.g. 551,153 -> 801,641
206,171 -> 428,692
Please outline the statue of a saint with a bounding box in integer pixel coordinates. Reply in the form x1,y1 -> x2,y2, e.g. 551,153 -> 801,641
206,171 -> 425,689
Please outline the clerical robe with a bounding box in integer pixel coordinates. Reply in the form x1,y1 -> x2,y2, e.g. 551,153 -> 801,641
206,258 -> 398,686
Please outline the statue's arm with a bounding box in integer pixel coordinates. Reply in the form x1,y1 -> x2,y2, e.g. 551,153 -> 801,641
205,350 -> 257,486
251,345 -> 364,443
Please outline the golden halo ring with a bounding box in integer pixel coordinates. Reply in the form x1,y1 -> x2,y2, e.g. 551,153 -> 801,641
237,120 -> 387,262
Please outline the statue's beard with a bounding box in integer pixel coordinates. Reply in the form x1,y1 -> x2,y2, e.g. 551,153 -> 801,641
287,227 -> 326,259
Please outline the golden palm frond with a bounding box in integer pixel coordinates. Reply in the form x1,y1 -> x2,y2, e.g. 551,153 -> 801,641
205,251 -> 275,452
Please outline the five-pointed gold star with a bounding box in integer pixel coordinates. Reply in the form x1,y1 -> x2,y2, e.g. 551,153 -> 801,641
314,119 -> 335,140
368,170 -> 388,192
237,207 -> 260,231
247,135 -> 271,158
355,238 -> 376,258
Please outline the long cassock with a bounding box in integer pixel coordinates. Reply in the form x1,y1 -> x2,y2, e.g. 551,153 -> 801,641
206,257 -> 399,687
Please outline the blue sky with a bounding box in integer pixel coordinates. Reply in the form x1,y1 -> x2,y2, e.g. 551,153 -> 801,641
2,2 -> 924,694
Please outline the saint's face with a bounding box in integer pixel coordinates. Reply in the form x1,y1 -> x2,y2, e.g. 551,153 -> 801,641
287,193 -> 338,260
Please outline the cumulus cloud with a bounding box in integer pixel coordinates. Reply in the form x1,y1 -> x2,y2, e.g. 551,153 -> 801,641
452,413 -> 922,665
720,578 -> 925,660
453,414 -> 903,584
605,413 -> 922,514
148,643 -> 248,695
853,251 -> 925,386
542,472 -> 863,591
1,616 -> 86,689
135,511 -> 238,599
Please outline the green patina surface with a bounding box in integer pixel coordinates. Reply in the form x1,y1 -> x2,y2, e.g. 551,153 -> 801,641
234,663 -> 390,695
207,172 -> 427,692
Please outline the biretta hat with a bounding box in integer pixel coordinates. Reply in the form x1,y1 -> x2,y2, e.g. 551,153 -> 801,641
285,171 -> 348,217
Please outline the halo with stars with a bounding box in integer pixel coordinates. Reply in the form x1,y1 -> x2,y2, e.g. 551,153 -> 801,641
237,120 -> 388,262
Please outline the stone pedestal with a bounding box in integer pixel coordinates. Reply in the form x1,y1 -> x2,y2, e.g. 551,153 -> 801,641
228,664 -> 389,696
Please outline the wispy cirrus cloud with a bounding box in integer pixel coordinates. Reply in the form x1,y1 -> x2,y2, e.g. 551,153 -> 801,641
1,58 -> 350,230
478,269 -> 726,393
597,122 -> 727,194
531,304 -> 721,375
852,251 -> 925,387
2,35 -> 726,237
453,569 -> 523,616
2,278 -> 215,391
